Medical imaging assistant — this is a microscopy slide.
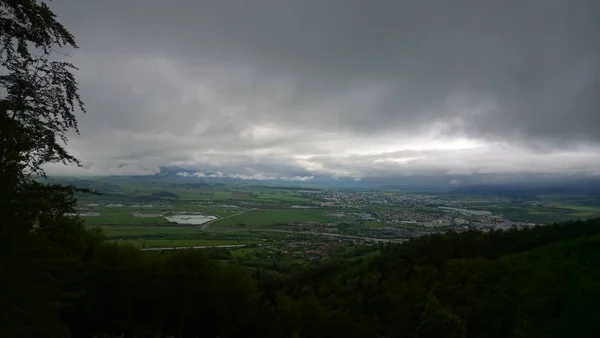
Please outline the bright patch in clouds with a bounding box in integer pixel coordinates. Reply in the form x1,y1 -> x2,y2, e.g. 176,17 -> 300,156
175,171 -> 314,181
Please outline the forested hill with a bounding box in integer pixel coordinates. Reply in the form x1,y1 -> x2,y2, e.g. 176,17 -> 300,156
33,218 -> 600,337
286,218 -> 600,338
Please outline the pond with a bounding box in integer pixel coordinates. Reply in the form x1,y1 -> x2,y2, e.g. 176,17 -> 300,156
165,214 -> 217,225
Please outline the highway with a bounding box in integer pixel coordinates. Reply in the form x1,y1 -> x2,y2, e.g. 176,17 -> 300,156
140,244 -> 251,251
253,229 -> 408,243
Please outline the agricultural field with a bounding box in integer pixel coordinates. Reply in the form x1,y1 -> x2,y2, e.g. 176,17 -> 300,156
361,221 -> 383,227
99,225 -> 205,238
210,209 -> 334,228
81,212 -> 168,225
213,191 -> 233,199
543,202 -> 600,215
116,239 -> 263,249
255,192 -> 314,203
230,247 -> 263,258
59,175 -> 600,262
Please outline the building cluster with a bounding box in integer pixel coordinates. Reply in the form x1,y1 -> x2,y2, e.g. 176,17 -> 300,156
381,210 -> 445,224
439,207 -> 492,216
471,221 -> 537,232
81,202 -> 173,209
257,241 -> 345,260
379,206 -> 507,229
318,191 -> 367,208
295,190 -> 472,209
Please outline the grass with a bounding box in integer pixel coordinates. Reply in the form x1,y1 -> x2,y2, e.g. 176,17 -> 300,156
256,193 -> 313,203
81,204 -> 235,225
527,210 -> 550,215
572,212 -> 596,218
362,221 -> 382,227
230,247 -> 262,258
73,178 -> 600,229
213,191 -> 233,199
178,192 -> 214,200
211,209 -> 331,227
463,201 -> 600,223
83,213 -> 168,225
545,203 -> 600,213
115,239 -> 262,249
98,225 -> 204,238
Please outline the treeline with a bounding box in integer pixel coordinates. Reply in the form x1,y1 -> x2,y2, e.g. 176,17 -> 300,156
285,219 -> 600,338
6,217 -> 600,337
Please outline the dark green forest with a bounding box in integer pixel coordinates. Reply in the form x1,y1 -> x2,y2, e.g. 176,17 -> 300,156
1,1 -> 600,337
5,212 -> 600,337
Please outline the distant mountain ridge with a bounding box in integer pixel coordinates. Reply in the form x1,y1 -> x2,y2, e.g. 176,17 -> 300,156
50,166 -> 600,192
452,178 -> 600,197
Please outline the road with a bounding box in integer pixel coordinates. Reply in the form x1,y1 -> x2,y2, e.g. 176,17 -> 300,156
253,229 -> 407,243
201,208 -> 256,230
140,244 -> 252,251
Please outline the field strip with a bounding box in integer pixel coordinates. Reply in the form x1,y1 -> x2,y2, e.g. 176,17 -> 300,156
201,208 -> 257,230
253,229 -> 407,243
140,244 -> 255,251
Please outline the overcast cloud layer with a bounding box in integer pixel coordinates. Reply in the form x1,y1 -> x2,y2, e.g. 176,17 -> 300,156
45,0 -> 600,179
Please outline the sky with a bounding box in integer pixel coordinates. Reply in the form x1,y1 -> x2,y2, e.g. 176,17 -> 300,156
44,0 -> 600,180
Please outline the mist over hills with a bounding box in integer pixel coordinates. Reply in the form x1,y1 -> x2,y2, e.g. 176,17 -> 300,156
60,165 -> 599,195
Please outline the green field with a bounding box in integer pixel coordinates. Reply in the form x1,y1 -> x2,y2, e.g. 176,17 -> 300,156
461,199 -> 600,223
98,225 -> 204,238
213,191 -> 233,199
211,209 -> 331,227
361,221 -> 382,227
230,247 -> 262,258
66,175 -> 600,230
545,202 -> 600,213
114,239 -> 262,249
95,224 -> 270,242
82,212 -> 168,225
522,202 -> 600,222
256,192 -> 313,203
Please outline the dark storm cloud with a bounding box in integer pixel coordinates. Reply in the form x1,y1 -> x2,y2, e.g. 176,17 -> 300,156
45,0 -> 600,176
55,0 -> 600,142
